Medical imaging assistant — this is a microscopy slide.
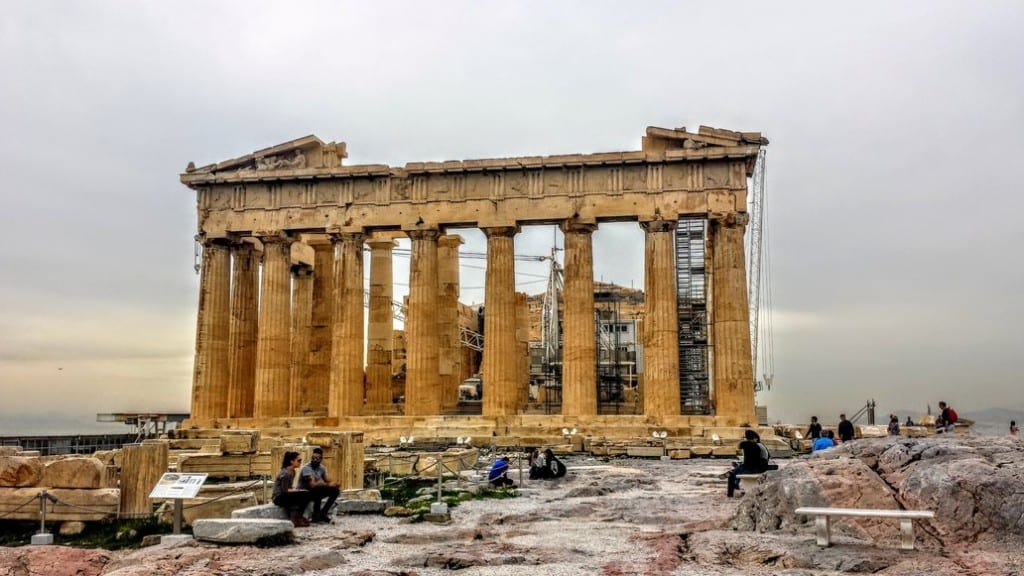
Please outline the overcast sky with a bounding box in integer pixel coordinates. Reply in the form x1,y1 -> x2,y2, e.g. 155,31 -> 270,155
1,1 -> 1022,430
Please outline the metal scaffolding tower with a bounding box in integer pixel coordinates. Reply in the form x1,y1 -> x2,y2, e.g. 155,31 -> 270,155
675,216 -> 711,414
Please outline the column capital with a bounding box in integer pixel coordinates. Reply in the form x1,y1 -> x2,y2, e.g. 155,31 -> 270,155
328,230 -> 367,244
559,219 -> 598,235
438,234 -> 465,248
366,237 -> 398,250
481,225 -> 519,238
407,228 -> 441,242
198,235 -> 232,248
640,219 -> 678,234
254,230 -> 294,244
717,212 -> 750,228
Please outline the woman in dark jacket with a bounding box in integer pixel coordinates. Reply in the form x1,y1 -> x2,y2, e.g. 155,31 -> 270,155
273,451 -> 312,527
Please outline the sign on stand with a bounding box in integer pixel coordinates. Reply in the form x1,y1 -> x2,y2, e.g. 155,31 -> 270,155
150,473 -> 208,534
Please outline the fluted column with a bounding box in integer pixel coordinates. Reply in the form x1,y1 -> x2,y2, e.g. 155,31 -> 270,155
641,219 -> 681,417
438,234 -> 464,413
227,241 -> 259,418
710,214 -> 757,424
329,232 -> 366,418
365,238 -> 396,413
515,292 -> 530,410
191,238 -> 231,420
254,234 -> 294,417
560,220 -> 598,416
307,242 -> 334,415
404,229 -> 441,415
289,263 -> 314,415
482,226 -> 519,416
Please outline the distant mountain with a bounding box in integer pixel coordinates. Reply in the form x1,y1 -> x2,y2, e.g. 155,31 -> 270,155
0,412 -> 130,436
961,408 -> 1024,436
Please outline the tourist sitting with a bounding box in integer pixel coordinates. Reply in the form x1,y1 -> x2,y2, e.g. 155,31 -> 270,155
544,448 -> 567,479
488,456 -> 515,488
529,448 -> 547,480
298,447 -> 340,523
273,451 -> 311,527
887,414 -> 901,436
812,430 -> 836,452
727,430 -> 771,497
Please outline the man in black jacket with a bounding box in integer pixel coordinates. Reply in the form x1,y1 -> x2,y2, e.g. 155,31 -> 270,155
727,430 -> 771,497
837,414 -> 855,443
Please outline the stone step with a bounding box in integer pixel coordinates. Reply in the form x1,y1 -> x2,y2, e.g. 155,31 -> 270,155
192,518 -> 294,544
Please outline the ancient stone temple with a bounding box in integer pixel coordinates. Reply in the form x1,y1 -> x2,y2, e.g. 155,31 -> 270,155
180,125 -> 768,438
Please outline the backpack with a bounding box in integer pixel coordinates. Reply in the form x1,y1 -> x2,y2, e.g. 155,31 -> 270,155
947,408 -> 958,424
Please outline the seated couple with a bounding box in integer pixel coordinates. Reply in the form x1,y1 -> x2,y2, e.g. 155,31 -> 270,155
529,448 -> 567,480
272,447 -> 341,526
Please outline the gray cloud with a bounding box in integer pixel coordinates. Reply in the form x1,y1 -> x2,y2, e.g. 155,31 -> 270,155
1,1 -> 1022,425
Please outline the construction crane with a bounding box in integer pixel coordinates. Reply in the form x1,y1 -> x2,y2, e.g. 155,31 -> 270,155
747,149 -> 775,392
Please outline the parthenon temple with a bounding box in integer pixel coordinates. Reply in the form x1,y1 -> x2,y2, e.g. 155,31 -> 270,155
180,125 -> 769,441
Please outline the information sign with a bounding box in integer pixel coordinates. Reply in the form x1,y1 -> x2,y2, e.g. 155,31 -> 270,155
149,473 -> 208,499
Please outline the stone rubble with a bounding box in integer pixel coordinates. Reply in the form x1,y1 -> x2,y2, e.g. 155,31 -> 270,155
1,437 -> 1021,575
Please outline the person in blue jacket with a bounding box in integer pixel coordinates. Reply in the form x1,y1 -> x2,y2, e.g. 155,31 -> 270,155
488,456 -> 514,488
812,430 -> 836,452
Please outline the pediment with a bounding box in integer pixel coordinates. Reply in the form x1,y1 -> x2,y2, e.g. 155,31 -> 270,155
185,135 -> 348,175
645,125 -> 768,151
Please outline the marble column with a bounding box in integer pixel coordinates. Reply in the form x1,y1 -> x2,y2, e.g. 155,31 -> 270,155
641,219 -> 681,417
365,238 -> 396,413
289,263 -> 314,415
329,232 -> 366,418
438,234 -> 464,413
191,238 -> 231,420
482,226 -> 519,416
307,242 -> 334,415
254,233 -> 293,418
710,214 -> 757,424
515,292 -> 530,410
404,229 -> 441,416
226,241 -> 259,418
560,220 -> 598,416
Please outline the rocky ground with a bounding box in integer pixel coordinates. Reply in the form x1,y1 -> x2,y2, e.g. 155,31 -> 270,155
2,435 -> 1022,575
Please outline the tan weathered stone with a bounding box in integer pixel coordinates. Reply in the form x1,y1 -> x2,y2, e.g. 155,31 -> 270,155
254,234 -> 293,417
0,487 -> 119,521
191,238 -> 231,419
0,446 -> 22,457
178,454 -> 253,479
305,431 -> 364,489
227,241 -> 259,418
329,232 -> 366,417
482,226 -> 518,416
405,229 -> 441,415
181,126 -> 765,429
119,442 -> 168,517
41,457 -> 104,489
307,241 -> 335,415
710,215 -> 756,425
641,219 -> 681,417
438,234 -> 463,413
561,220 -> 598,416
668,449 -> 691,459
366,238 -> 396,413
289,263 -> 314,415
0,456 -> 43,487
219,430 -> 260,454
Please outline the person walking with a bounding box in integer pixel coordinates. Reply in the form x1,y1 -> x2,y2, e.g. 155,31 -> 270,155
806,416 -> 822,440
1010,420 -> 1019,437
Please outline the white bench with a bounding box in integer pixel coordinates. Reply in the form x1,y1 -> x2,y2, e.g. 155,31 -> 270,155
795,507 -> 934,550
735,474 -> 765,491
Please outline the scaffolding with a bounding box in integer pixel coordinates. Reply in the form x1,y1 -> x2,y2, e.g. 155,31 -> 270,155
675,217 -> 711,414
